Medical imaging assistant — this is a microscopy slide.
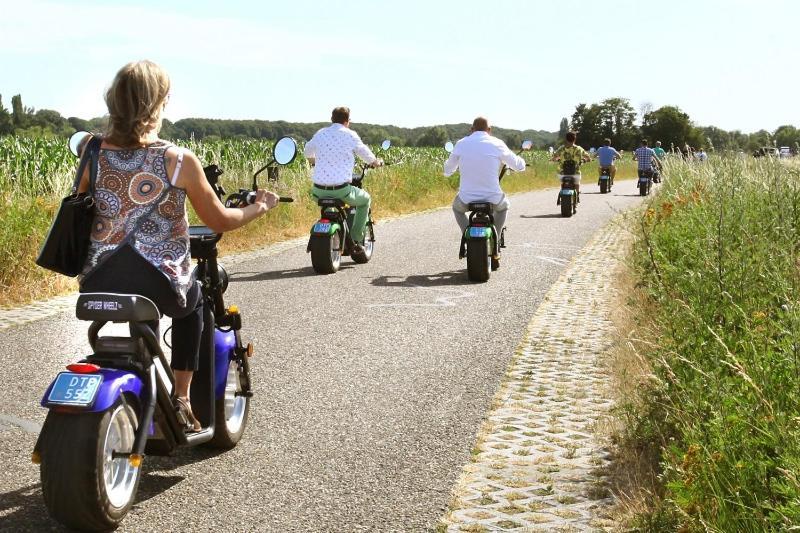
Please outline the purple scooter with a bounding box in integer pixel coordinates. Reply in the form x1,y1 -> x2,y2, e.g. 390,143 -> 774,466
32,133 -> 297,531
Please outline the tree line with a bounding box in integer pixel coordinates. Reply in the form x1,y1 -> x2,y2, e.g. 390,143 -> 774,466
564,97 -> 800,154
2,92 -> 798,154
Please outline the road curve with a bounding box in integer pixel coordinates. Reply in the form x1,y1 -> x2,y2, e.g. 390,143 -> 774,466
0,182 -> 645,531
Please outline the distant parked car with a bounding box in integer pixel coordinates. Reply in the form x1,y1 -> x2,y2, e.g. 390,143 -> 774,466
753,146 -> 779,158
779,146 -> 792,158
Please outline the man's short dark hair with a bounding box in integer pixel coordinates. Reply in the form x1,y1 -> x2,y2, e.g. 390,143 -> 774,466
566,131 -> 576,143
604,138 -> 611,145
472,116 -> 490,132
331,106 -> 350,124
641,139 -> 649,146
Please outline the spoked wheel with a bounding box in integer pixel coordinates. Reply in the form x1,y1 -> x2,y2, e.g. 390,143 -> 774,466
466,237 -> 491,282
310,231 -> 342,274
208,360 -> 250,449
351,221 -> 375,264
560,194 -> 573,217
40,398 -> 141,531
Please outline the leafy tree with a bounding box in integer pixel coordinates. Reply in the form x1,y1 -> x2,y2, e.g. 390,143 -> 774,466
746,129 -> 772,152
773,125 -> 799,149
570,98 -> 638,149
641,105 -> 703,150
558,117 -> 569,139
415,126 -> 449,147
0,94 -> 12,135
504,131 -> 522,150
11,94 -> 25,128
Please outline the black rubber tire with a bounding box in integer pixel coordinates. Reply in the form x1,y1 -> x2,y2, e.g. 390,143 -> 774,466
600,180 -> 608,194
207,362 -> 250,449
466,237 -> 491,282
351,222 -> 375,264
40,398 -> 141,531
640,182 -> 648,196
310,233 -> 341,274
560,194 -> 573,217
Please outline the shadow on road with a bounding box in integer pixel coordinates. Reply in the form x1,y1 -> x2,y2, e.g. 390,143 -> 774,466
0,483 -> 60,532
230,265 -> 353,282
519,214 -> 564,219
0,447 -> 228,531
371,271 -> 471,288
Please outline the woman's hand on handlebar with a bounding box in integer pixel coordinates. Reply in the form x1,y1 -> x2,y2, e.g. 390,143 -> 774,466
253,189 -> 280,212
370,158 -> 384,168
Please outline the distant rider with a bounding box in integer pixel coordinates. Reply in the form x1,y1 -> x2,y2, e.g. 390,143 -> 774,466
595,138 -> 621,186
304,106 -> 383,254
551,131 -> 591,198
653,140 -> 667,160
443,116 -> 527,267
634,139 -> 661,184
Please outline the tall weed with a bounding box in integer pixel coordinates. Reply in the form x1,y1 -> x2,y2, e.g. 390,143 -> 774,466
625,155 -> 800,530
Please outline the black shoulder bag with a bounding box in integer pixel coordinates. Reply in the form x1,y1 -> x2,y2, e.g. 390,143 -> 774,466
35,135 -> 102,277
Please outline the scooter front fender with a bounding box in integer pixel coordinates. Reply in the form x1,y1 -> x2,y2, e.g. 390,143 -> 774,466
41,368 -> 144,412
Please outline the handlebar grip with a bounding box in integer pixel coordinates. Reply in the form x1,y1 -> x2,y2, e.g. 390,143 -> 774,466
245,192 -> 294,204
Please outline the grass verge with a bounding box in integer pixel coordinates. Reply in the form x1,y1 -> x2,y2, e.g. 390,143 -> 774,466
607,155 -> 800,531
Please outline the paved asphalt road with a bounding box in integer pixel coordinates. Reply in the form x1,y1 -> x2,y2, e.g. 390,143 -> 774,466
0,182 -> 644,532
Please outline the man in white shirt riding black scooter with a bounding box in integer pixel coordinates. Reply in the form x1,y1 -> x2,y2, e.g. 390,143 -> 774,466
443,116 -> 528,267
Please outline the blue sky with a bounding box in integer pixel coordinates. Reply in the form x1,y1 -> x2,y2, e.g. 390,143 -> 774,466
1,0 -> 797,133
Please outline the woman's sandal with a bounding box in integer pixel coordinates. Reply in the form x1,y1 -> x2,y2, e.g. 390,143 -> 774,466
175,397 -> 202,432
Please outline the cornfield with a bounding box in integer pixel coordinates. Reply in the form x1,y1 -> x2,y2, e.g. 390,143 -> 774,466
0,134 -> 634,305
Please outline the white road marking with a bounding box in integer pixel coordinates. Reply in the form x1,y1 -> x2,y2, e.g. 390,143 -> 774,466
534,255 -> 569,266
0,414 -> 42,434
367,284 -> 474,308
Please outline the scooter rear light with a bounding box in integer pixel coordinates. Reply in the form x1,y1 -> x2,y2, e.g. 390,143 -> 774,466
66,363 -> 101,373
320,218 -> 330,223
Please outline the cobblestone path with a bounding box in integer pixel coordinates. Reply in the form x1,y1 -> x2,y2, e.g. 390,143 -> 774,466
441,222 -> 630,532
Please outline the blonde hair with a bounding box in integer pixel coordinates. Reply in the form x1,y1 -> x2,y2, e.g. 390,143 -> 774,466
104,60 -> 170,146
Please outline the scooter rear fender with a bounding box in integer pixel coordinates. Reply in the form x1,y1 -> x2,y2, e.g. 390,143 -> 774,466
41,368 -> 144,412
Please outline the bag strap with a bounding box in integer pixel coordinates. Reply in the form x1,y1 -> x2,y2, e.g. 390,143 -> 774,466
71,136 -> 102,194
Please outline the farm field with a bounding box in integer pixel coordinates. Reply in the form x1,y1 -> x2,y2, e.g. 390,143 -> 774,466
0,135 -> 638,305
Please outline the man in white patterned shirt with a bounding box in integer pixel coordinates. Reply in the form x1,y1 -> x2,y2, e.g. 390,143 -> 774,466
304,107 -> 383,251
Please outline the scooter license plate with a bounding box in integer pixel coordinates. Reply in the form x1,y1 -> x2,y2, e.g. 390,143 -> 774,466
469,227 -> 488,238
600,175 -> 610,180
313,222 -> 331,233
47,372 -> 103,406
560,189 -> 575,195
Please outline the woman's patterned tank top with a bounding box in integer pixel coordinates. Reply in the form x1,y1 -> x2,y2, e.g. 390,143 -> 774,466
82,141 -> 192,307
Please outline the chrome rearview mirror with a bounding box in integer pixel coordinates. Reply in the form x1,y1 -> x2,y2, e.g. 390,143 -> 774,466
521,139 -> 533,150
68,131 -> 91,157
444,141 -> 454,153
380,139 -> 391,151
274,136 -> 298,165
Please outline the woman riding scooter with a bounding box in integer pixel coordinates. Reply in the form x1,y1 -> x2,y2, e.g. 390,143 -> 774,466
76,60 -> 281,431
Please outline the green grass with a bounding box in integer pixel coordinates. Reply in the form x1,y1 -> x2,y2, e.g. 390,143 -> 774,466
621,155 -> 800,530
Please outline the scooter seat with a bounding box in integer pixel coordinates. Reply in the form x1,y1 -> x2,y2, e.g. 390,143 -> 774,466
317,198 -> 346,207
76,293 -> 162,322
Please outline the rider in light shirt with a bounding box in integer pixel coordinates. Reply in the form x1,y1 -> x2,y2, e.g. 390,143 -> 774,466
443,116 -> 527,264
